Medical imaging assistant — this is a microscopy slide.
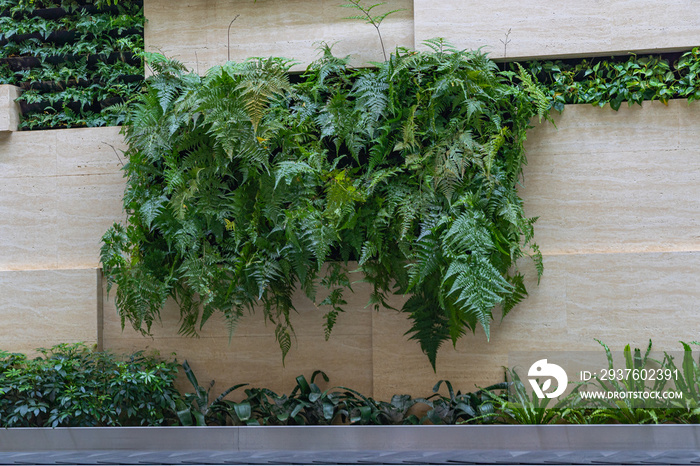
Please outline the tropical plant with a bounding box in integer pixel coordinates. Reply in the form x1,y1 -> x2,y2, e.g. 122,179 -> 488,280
100,41 -> 548,368
173,360 -> 248,426
487,368 -> 564,424
421,379 -> 506,424
235,386 -> 299,425
284,371 -> 347,425
524,48 -> 700,111
584,340 -> 672,424
661,341 -> 700,423
338,388 -> 422,425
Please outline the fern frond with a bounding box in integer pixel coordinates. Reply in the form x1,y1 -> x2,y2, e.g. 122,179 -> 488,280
103,41 -> 544,370
442,255 -> 513,340
515,63 -> 551,122
139,194 -> 168,230
402,285 -> 450,371
274,161 -> 316,189
442,211 -> 494,256
235,58 -> 291,133
275,323 -> 293,364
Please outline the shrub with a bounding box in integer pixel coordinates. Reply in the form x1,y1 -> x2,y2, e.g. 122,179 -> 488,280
0,343 -> 179,427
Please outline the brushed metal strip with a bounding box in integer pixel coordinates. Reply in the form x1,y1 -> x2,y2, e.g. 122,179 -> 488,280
0,428 -> 237,452
2,426 -> 700,453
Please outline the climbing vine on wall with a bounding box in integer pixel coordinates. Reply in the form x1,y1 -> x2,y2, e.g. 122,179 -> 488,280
101,41 -> 548,368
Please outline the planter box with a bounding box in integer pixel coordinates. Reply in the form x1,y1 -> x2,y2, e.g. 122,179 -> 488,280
0,84 -> 21,133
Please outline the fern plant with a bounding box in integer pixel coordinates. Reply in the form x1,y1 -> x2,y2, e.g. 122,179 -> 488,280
101,42 -> 547,368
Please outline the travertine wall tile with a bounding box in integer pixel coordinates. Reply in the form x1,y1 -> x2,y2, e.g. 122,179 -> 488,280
102,268 -> 375,396
676,99 -> 700,150
145,0 -> 414,73
414,0 -> 700,60
524,101 -> 681,157
0,176 -> 58,270
521,100 -> 700,255
0,269 -> 98,354
609,0 -> 700,52
108,334 -> 374,399
56,173 -> 125,268
0,85 -> 21,133
144,0 -> 700,68
0,127 -> 125,270
564,251 -> 700,348
0,131 -> 57,179
56,127 -> 126,176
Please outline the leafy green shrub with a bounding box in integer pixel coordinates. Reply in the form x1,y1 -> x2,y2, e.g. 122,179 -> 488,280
662,341 -> 700,422
101,41 -> 548,368
582,340 -> 670,424
7,343 -> 700,427
0,343 -> 179,427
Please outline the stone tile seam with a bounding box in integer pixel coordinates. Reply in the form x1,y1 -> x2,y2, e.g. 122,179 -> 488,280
0,173 -> 123,179
0,266 -> 100,273
539,248 -> 700,257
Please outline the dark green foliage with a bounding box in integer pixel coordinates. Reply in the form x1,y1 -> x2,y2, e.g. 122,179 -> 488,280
523,48 -> 700,112
0,343 -> 179,427
2,0 -> 120,12
420,379 -> 506,424
0,0 -> 144,130
101,41 -> 547,368
4,341 -> 700,426
184,365 -> 499,426
174,360 -> 249,426
577,340 -> 686,425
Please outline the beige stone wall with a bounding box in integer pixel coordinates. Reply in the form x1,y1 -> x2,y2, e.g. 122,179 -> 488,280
144,0 -> 415,73
414,0 -> 700,60
144,0 -> 700,72
0,126 -> 126,354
